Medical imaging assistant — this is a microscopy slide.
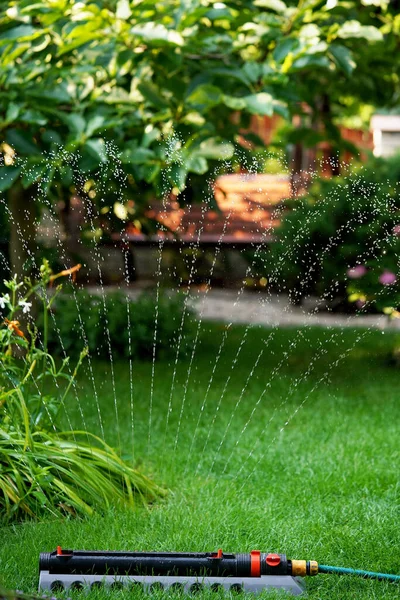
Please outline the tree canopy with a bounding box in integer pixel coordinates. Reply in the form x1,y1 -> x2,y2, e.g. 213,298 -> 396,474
0,0 -> 398,214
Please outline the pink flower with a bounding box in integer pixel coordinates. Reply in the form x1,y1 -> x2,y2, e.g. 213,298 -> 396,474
347,265 -> 367,279
393,224 -> 400,236
379,270 -> 397,285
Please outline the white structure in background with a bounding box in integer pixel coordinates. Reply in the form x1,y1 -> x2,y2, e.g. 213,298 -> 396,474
371,114 -> 400,157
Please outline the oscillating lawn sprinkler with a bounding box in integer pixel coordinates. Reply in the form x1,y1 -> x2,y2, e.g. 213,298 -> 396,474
39,547 -> 400,596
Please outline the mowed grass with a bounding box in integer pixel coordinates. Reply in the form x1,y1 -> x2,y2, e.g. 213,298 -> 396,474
1,323 -> 400,599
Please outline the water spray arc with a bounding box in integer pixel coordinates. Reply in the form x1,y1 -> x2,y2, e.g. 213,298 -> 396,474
39,547 -> 400,596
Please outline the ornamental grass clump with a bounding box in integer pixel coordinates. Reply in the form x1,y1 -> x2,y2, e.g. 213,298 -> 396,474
0,261 -> 164,523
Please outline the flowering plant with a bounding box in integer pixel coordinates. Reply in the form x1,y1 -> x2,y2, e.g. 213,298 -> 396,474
0,260 -> 84,431
0,261 -> 163,522
346,230 -> 400,317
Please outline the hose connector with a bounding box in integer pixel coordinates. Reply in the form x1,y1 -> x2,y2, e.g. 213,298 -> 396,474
291,560 -> 319,577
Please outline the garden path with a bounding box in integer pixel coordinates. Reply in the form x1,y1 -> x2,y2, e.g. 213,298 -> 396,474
188,289 -> 391,329
88,286 -> 394,330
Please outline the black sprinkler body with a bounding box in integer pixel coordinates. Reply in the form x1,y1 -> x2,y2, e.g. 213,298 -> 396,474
38,547 -> 318,596
40,548 -> 302,577
38,547 -> 400,596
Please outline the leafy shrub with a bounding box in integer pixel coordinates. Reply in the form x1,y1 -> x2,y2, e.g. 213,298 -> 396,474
263,155 -> 400,310
41,289 -> 196,360
0,264 -> 164,523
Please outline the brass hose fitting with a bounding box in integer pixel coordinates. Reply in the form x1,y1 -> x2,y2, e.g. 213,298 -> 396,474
291,560 -> 319,577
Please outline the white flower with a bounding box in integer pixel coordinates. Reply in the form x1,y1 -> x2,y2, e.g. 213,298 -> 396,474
0,294 -> 10,309
19,300 -> 32,314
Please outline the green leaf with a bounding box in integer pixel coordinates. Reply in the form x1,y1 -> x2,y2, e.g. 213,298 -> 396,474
205,68 -> 251,87
121,146 -> 155,165
337,21 -> 383,42
254,0 -> 287,12
142,163 -> 161,184
272,99 -> 289,119
196,139 -> 234,160
39,164 -> 56,194
0,25 -> 36,42
169,164 -> 188,191
84,139 -> 107,164
20,109 -> 47,126
273,38 -> 299,63
361,0 -> 388,5
59,165 -> 73,187
242,62 -> 262,84
57,33 -> 99,56
6,129 -> 40,155
102,87 -> 132,104
186,155 -> 208,175
242,93 -> 274,116
291,54 -> 330,70
186,84 -> 222,109
21,164 -> 47,189
0,167 -> 22,192
222,95 -> 247,110
142,127 -> 161,148
26,84 -> 72,104
138,83 -> 169,109
131,23 -> 184,46
329,44 -> 356,76
85,115 -> 105,138
78,152 -> 100,173
5,104 -> 20,124
116,0 -> 132,19
41,129 -> 62,146
206,7 -> 236,20
62,114 -> 86,136
1,42 -> 29,66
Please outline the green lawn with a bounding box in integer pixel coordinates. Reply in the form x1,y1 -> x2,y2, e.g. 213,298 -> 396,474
1,324 -> 400,599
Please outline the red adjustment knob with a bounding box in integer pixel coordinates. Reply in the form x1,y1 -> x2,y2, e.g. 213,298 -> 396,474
266,553 -> 281,567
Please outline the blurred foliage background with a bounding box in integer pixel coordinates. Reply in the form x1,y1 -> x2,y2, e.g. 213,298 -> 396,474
1,0 -> 400,315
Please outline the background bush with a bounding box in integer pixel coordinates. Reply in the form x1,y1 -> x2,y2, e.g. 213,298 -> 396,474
41,290 -> 197,360
262,154 -> 400,309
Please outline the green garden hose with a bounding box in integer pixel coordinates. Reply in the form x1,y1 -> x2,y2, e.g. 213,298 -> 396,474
318,564 -> 400,582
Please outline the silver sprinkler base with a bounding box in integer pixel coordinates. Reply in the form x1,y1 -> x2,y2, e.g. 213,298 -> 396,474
39,571 -> 306,596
